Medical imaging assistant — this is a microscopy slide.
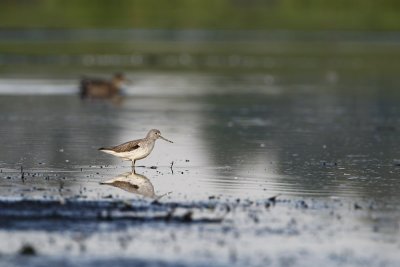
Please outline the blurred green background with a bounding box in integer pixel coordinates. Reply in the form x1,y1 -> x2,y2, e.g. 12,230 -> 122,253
1,0 -> 400,30
1,0 -> 400,76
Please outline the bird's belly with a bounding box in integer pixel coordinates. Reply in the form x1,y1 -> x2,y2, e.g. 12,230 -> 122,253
119,147 -> 151,161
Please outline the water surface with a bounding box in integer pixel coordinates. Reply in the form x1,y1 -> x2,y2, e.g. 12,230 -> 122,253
0,72 -> 399,266
1,72 -> 399,200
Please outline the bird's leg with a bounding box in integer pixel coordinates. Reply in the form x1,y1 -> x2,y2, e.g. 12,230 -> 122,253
131,160 -> 136,173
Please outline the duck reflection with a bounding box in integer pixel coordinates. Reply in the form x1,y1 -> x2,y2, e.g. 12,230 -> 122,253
100,171 -> 156,198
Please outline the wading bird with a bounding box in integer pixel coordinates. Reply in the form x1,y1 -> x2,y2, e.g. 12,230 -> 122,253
99,129 -> 173,169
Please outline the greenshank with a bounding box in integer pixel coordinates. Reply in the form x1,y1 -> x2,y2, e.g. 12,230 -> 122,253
99,129 -> 173,168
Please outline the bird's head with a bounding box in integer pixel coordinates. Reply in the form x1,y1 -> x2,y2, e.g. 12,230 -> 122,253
147,129 -> 173,143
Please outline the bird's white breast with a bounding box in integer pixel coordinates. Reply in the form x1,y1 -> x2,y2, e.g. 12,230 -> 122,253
120,141 -> 155,161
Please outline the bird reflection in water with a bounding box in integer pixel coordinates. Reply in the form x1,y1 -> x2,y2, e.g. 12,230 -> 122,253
100,171 -> 157,198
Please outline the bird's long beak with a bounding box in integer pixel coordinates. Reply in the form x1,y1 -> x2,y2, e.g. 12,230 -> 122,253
160,135 -> 173,143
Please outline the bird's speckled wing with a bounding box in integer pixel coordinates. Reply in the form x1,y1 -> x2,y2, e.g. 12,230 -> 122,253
101,139 -> 141,152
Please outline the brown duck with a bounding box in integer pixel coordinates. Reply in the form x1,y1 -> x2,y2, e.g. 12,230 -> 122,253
80,73 -> 127,99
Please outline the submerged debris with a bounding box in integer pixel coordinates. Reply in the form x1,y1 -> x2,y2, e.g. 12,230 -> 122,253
18,244 -> 36,256
321,161 -> 337,167
182,211 -> 193,222
265,194 -> 280,208
267,194 -> 280,204
297,200 -> 308,209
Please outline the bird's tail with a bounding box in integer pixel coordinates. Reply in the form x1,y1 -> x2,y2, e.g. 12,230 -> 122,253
98,146 -> 115,151
98,148 -> 118,156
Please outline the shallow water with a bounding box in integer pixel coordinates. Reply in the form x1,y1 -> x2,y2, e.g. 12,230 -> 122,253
1,73 -> 400,200
0,72 -> 399,266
